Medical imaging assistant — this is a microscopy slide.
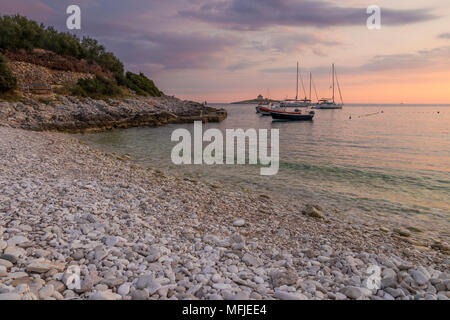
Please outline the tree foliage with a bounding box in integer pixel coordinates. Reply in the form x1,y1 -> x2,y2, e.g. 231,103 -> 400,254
125,72 -> 162,97
0,15 -> 124,80
0,15 -> 162,98
71,75 -> 122,99
0,53 -> 17,92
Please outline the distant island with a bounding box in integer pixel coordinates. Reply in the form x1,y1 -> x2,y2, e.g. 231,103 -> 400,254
231,94 -> 280,104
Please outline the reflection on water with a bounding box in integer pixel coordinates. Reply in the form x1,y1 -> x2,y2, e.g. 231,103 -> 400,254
76,104 -> 450,239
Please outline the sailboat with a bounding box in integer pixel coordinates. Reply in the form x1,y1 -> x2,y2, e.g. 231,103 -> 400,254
256,88 -> 279,115
256,102 -> 278,116
313,63 -> 343,109
280,62 -> 311,107
269,66 -> 316,121
270,108 -> 315,121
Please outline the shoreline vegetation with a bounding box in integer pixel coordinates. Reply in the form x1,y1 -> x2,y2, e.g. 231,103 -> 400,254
0,14 -> 227,132
0,15 -> 448,300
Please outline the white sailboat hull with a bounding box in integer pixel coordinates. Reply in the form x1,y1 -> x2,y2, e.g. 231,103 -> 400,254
312,63 -> 344,109
280,101 -> 310,108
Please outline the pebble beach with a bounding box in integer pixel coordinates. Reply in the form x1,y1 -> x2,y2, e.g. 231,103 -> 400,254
0,126 -> 449,300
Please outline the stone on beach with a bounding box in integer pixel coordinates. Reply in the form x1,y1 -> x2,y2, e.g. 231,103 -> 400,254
411,269 -> 430,286
393,228 -> 411,238
89,290 -> 120,300
0,259 -> 13,269
39,284 -> 55,299
233,219 -> 246,227
242,253 -> 262,267
0,265 -> 7,277
26,259 -> 66,273
118,283 -> 131,296
339,286 -> 370,299
271,269 -> 299,288
274,290 -> 307,300
4,247 -> 26,259
0,293 -> 22,300
302,204 -> 324,219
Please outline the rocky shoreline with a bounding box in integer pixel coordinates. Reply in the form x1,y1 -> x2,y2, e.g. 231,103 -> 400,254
0,126 -> 448,300
0,95 -> 227,132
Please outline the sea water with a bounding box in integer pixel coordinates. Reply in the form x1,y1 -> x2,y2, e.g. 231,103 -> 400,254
76,104 -> 450,240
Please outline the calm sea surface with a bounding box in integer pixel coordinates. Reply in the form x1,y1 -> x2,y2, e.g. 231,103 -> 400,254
76,104 -> 450,239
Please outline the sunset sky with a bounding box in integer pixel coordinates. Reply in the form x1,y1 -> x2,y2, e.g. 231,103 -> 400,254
2,0 -> 450,103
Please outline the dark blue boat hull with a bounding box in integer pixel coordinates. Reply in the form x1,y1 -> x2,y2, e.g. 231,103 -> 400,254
270,112 -> 314,121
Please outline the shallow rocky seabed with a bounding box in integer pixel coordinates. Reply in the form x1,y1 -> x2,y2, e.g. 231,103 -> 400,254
0,126 -> 448,300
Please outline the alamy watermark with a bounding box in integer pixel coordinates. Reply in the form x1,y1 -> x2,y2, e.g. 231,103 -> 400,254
364,265 -> 382,290
367,5 -> 381,30
64,265 -> 81,290
66,5 -> 81,30
171,121 -> 279,176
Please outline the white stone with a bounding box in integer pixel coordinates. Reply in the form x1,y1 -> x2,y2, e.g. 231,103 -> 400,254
90,290 -> 120,300
147,281 -> 162,295
242,253 -> 261,267
212,274 -> 221,283
4,246 -> 26,258
26,259 -> 65,273
118,282 -> 131,296
253,276 -> 264,284
274,290 -> 307,300
340,286 -> 368,299
105,236 -> 118,247
411,269 -> 429,286
0,259 -> 13,268
0,265 -> 7,277
233,219 -> 246,227
0,293 -> 21,300
213,283 -> 232,290
39,284 -> 55,299
7,236 -> 29,247
0,240 -> 7,250
228,266 -> 238,274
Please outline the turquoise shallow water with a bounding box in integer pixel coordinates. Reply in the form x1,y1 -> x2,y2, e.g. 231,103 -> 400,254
76,104 -> 450,237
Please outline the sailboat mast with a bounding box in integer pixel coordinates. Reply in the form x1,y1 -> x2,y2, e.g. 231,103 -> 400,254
296,62 -> 299,100
309,72 -> 312,101
332,63 -> 335,103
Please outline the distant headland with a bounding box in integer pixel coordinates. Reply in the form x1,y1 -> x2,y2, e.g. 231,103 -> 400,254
231,94 -> 280,104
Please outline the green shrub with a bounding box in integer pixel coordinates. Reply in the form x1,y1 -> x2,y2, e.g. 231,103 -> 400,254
0,15 -> 124,80
71,75 -> 121,99
0,15 -> 163,98
125,72 -> 162,97
0,53 -> 17,92
80,37 -> 125,82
